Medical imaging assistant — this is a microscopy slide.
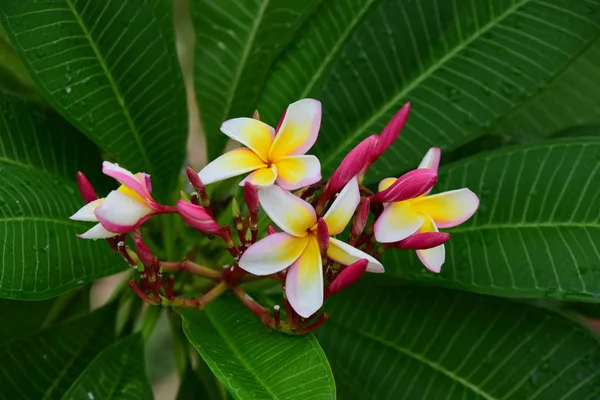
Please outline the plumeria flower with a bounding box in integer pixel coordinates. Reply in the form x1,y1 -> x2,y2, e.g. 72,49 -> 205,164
374,148 -> 479,273
238,177 -> 384,318
70,162 -> 166,239
198,99 -> 322,190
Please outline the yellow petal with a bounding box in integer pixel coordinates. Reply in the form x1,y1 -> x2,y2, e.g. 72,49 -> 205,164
220,118 -> 275,162
327,237 -> 384,273
323,177 -> 360,234
238,233 -> 307,275
240,165 -> 278,187
269,99 -> 321,160
258,184 -> 316,237
415,215 -> 445,273
274,155 -> 321,190
411,188 -> 479,228
285,235 -> 323,318
378,177 -> 396,192
198,148 -> 266,185
373,201 -> 424,243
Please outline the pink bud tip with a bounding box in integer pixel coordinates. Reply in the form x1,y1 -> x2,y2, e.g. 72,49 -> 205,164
316,218 -> 329,253
267,225 -> 278,235
76,172 -> 98,203
252,110 -> 260,120
375,102 -> 410,158
351,198 -> 371,239
186,167 -> 204,191
326,135 -> 379,197
275,108 -> 287,134
243,181 -> 259,213
176,200 -> 221,235
328,259 -> 368,295
396,232 -> 450,250
372,169 -> 437,203
134,238 -> 154,266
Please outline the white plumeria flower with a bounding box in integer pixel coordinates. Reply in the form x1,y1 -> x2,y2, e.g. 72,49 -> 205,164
199,99 -> 322,190
374,148 -> 479,273
70,162 -> 163,239
238,177 -> 384,318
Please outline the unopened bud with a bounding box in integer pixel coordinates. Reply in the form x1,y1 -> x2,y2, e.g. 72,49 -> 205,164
267,225 -> 277,235
327,259 -> 368,295
396,232 -> 450,250
186,167 -> 205,193
231,198 -> 241,219
375,102 -> 410,158
76,172 -> 98,203
176,200 -> 221,235
371,169 -> 437,203
351,198 -> 370,242
134,238 -> 154,267
316,218 -> 329,255
243,182 -> 259,213
252,109 -> 260,120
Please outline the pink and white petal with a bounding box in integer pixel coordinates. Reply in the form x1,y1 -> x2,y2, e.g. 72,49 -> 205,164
102,162 -> 146,199
274,155 -> 321,190
269,99 -> 321,160
94,190 -> 155,233
417,244 -> 445,273
323,177 -> 360,235
239,233 -> 307,276
198,148 -> 266,185
70,199 -> 104,222
239,165 -> 278,188
327,237 -> 384,273
258,185 -> 316,237
220,118 -> 275,162
77,223 -> 119,239
285,236 -> 323,318
374,201 -> 424,243
418,147 -> 441,172
378,177 -> 396,193
412,188 -> 479,228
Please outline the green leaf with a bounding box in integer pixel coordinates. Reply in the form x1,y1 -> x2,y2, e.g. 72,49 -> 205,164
258,0 -> 600,180
62,334 -> 153,400
0,93 -> 121,299
181,296 -> 336,400
386,138 -> 600,300
0,304 -> 116,400
0,34 -> 41,101
317,284 -> 600,399
191,0 -> 321,159
0,297 -> 56,347
0,0 -> 187,197
176,364 -> 227,400
493,37 -> 600,138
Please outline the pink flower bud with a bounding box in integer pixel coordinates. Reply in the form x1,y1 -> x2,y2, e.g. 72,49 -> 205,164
372,169 -> 437,203
267,225 -> 278,235
328,259 -> 368,295
351,198 -> 371,241
76,172 -> 98,203
177,200 -> 221,235
186,167 -> 205,193
375,102 -> 410,158
396,232 -> 450,250
134,238 -> 154,267
325,135 -> 379,197
243,181 -> 259,214
252,109 -> 260,120
316,218 -> 329,254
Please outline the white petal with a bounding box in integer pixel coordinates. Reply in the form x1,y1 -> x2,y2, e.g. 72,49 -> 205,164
78,223 -> 118,239
327,237 -> 384,273
70,199 -> 103,222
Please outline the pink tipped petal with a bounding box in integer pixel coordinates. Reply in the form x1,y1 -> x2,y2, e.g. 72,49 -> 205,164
326,135 -> 379,195
198,148 -> 266,185
374,201 -> 424,243
417,244 -> 445,273
375,102 -> 410,157
274,155 -> 321,190
328,259 -> 368,296
77,223 -> 118,239
269,99 -> 321,160
397,232 -> 450,250
258,185 -> 316,237
177,200 -> 221,235
418,147 -> 441,172
372,169 -> 437,203
239,165 -> 277,188
70,199 -> 104,222
323,177 -> 360,235
412,188 -> 479,228
76,172 -> 98,203
94,190 -> 154,233
378,177 -> 397,193
220,118 -> 276,162
239,233 -> 308,276
327,237 -> 384,273
285,236 -> 323,318
102,162 -> 147,199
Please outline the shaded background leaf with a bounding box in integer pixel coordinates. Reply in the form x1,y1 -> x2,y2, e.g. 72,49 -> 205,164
0,0 -> 188,198
181,296 -> 335,400
317,283 -> 600,399
386,138 -> 600,301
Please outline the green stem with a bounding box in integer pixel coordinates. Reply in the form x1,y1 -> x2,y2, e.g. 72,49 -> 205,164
136,305 -> 162,342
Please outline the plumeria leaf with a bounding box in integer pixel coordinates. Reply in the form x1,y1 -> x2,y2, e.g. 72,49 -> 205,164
0,304 -> 116,399
191,0 -> 321,159
386,138 -> 600,301
0,33 -> 41,101
181,296 -> 336,400
61,334 -> 153,400
176,364 -> 228,400
257,0 -> 600,180
0,0 -> 187,198
0,93 -> 121,300
317,282 -> 600,399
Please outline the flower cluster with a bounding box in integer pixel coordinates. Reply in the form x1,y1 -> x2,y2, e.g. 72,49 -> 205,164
71,98 -> 478,334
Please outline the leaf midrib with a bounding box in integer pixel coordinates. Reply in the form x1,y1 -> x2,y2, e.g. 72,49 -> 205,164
450,222 -> 599,234
64,0 -> 152,175
321,0 -> 533,168
0,216 -> 84,229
